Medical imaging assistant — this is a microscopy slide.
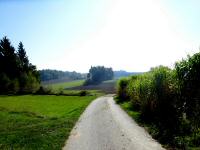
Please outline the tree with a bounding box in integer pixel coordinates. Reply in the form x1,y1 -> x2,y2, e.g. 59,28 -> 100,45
84,66 -> 114,85
39,69 -> 85,81
17,42 -> 29,70
0,36 -> 40,94
0,36 -> 19,79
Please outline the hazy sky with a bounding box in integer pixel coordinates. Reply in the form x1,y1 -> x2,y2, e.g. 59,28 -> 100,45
0,0 -> 200,72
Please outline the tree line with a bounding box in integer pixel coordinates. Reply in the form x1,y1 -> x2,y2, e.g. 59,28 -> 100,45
84,66 -> 114,85
39,69 -> 86,81
114,70 -> 142,79
0,37 -> 40,94
117,52 -> 200,149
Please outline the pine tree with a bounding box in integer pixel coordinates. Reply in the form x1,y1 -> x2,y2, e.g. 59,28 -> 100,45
0,36 -> 19,78
0,36 -> 40,94
17,42 -> 29,70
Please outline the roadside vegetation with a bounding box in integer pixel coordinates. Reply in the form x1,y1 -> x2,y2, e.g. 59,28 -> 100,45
116,52 -> 200,149
0,95 -> 95,150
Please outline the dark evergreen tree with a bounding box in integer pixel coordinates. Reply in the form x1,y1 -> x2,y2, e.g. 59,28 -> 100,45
0,36 -> 40,94
0,36 -> 19,79
17,42 -> 29,70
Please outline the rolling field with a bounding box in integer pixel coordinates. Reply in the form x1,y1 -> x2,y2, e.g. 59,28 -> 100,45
44,79 -> 84,91
67,80 -> 117,94
43,79 -> 116,95
0,95 -> 95,150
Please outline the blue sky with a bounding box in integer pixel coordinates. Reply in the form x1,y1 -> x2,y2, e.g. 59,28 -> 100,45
0,0 -> 200,72
162,0 -> 200,42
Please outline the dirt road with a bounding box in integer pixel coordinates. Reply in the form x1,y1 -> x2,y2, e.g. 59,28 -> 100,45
63,95 -> 165,150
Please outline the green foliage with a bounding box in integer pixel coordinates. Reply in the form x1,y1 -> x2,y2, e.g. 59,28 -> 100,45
0,37 -> 18,79
39,69 -> 85,81
35,86 -> 53,95
126,67 -> 180,133
175,53 -> 200,132
0,95 -> 95,150
127,73 -> 153,111
79,90 -> 88,96
117,51 -> 200,148
84,66 -> 114,85
116,78 -> 129,102
0,36 -> 40,94
17,42 -> 29,70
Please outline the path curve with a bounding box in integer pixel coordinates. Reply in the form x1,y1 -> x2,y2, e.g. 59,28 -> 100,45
63,95 -> 165,150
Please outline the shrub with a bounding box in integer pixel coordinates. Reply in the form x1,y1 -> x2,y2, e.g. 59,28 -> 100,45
127,74 -> 154,112
116,78 -> 129,102
35,86 -> 53,95
79,90 -> 88,96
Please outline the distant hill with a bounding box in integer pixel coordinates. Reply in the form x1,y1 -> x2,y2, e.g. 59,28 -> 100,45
114,70 -> 143,79
40,69 -> 142,84
39,69 -> 86,83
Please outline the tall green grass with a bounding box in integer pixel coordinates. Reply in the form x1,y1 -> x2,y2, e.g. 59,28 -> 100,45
0,95 -> 95,150
117,52 -> 200,149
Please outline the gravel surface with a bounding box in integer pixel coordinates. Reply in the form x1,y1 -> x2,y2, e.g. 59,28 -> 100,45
63,95 -> 165,150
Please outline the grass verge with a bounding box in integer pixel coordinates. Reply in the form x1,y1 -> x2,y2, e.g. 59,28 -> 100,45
119,101 -> 140,122
0,95 -> 95,150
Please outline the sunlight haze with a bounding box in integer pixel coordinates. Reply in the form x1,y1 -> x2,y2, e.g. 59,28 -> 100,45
0,0 -> 200,72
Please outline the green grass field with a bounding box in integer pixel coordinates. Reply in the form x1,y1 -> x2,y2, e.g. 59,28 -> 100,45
0,95 -> 95,150
46,80 -> 84,91
44,79 -> 106,96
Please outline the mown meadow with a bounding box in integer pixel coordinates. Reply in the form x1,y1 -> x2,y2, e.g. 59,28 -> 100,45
0,95 -> 95,150
44,80 -> 85,91
116,52 -> 200,149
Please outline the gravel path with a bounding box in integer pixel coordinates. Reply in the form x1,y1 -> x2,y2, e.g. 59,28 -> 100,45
63,95 -> 165,150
